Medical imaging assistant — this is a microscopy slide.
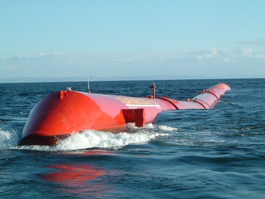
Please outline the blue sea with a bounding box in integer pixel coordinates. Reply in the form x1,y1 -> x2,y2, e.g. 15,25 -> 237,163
0,79 -> 264,198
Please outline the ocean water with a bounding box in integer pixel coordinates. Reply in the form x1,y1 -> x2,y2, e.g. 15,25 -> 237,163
0,79 -> 264,199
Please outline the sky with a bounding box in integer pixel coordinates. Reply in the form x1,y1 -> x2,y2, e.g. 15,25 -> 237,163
1,0 -> 264,82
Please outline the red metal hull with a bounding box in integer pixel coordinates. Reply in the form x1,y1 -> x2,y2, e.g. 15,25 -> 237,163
20,83 -> 230,145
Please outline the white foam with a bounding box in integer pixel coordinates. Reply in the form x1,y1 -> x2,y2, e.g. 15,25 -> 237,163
129,123 -> 178,132
0,128 -> 19,149
56,130 -> 161,150
14,124 -> 177,151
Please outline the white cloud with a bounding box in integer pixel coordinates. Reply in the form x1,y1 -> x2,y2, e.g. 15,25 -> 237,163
242,48 -> 253,55
196,55 -> 203,60
224,58 -> 236,62
212,48 -> 218,55
1,49 -> 264,80
53,53 -> 63,56
204,48 -> 219,58
8,65 -> 17,70
256,54 -> 265,59
223,49 -> 233,52
109,57 -> 136,63
16,53 -> 45,59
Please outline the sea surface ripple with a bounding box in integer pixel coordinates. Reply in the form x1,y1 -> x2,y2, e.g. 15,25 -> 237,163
0,79 -> 264,198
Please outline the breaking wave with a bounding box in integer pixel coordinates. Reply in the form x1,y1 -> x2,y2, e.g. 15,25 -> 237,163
1,124 -> 177,151
0,128 -> 20,149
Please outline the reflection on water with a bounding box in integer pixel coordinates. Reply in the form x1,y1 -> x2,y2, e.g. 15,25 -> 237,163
43,163 -> 108,197
41,150 -> 114,197
60,149 -> 118,156
44,164 -> 104,184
